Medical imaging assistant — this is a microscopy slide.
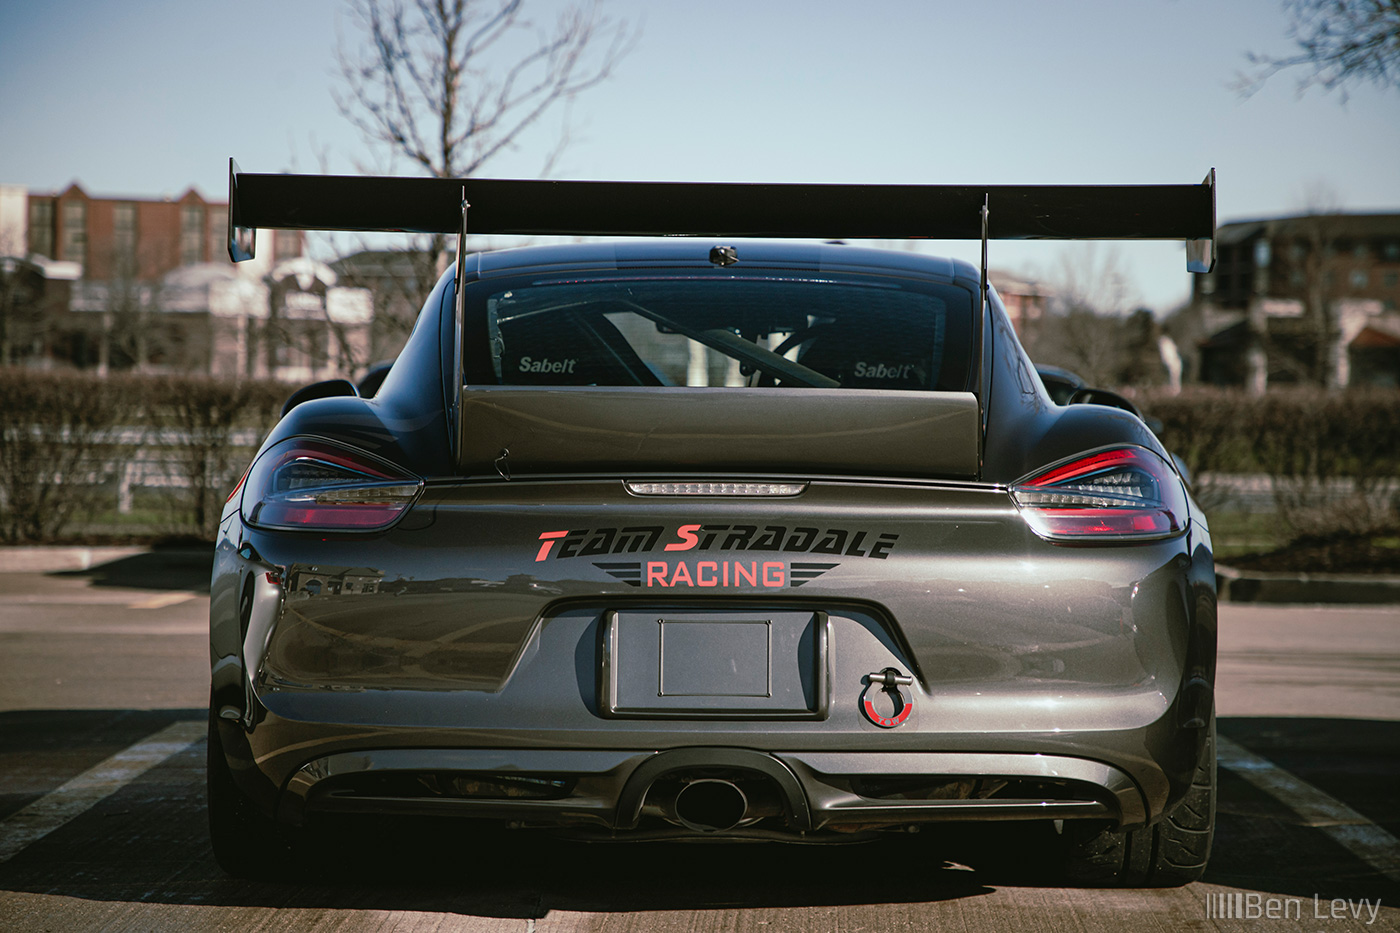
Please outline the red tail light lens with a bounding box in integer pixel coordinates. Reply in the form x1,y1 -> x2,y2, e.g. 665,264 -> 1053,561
1010,446 -> 1188,542
241,438 -> 422,532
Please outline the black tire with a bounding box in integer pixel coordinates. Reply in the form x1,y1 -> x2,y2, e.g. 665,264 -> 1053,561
1060,717 -> 1215,887
206,706 -> 297,879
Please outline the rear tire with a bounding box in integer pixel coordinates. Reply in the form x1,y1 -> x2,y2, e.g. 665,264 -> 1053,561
206,706 -> 296,879
1060,717 -> 1215,887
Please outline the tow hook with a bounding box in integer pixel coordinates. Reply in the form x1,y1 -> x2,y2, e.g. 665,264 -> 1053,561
861,668 -> 914,728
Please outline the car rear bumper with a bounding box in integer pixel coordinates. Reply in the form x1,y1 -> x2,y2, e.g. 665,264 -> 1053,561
277,744 -> 1146,835
212,476 -> 1215,838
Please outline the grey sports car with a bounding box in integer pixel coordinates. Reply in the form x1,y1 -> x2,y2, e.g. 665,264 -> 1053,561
209,163 -> 1218,886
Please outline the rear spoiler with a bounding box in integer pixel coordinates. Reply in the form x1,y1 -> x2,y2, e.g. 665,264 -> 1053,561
227,159 -> 1216,272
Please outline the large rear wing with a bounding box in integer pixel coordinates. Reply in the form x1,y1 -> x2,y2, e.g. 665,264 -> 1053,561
227,159 -> 1216,272
229,158 -> 1214,473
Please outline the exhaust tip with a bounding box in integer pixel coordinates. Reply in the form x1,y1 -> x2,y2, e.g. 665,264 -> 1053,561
673,779 -> 748,833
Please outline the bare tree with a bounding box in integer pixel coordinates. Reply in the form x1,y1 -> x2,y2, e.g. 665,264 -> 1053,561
0,258 -> 51,367
1029,244 -> 1139,387
1261,206 -> 1347,389
1297,212 -> 1345,389
259,301 -> 373,381
333,0 -> 639,316
1230,182 -> 1347,392
1238,0 -> 1400,100
0,220 -> 53,365
101,272 -> 165,373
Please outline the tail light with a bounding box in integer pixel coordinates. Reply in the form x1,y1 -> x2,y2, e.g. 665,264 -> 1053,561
241,438 -> 422,532
1010,446 -> 1188,542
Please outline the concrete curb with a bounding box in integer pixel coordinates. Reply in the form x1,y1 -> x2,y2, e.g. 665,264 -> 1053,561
1217,564 -> 1400,605
0,546 -> 151,573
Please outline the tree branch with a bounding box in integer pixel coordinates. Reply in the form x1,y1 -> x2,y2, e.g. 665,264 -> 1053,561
1236,0 -> 1400,100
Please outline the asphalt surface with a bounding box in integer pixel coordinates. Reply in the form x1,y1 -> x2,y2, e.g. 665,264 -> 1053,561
0,555 -> 1397,932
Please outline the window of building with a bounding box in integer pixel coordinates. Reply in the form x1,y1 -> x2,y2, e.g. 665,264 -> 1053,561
208,208 -> 227,262
180,203 -> 205,265
1254,239 -> 1271,267
28,201 -> 54,257
1384,271 -> 1398,288
1353,242 -> 1368,259
113,203 -> 137,273
1350,269 -> 1369,289
60,199 -> 86,264
1385,241 -> 1400,262
274,229 -> 300,260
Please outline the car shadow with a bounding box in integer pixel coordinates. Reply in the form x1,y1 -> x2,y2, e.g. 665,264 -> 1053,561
51,546 -> 214,593
0,709 -> 995,916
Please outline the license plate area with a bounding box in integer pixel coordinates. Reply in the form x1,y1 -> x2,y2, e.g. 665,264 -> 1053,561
601,609 -> 828,719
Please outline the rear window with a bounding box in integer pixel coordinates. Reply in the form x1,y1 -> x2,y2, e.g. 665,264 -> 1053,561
466,274 -> 973,391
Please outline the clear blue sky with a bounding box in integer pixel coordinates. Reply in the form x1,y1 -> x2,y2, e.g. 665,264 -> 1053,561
2,0 -> 1397,311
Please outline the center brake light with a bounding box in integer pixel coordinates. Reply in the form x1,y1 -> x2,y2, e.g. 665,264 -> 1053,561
1010,446 -> 1188,542
242,438 -> 423,532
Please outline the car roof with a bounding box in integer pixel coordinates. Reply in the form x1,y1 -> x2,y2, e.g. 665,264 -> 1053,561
474,238 -> 980,286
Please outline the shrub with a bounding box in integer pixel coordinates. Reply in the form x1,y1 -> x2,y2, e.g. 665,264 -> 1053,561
0,370 -> 139,542
143,377 -> 287,539
0,368 -> 289,543
1142,388 -> 1258,513
1141,387 -> 1400,538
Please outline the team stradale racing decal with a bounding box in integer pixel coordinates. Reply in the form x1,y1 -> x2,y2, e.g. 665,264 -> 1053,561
533,524 -> 898,589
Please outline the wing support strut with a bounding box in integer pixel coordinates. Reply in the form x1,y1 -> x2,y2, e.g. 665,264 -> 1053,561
977,193 -> 991,467
452,187 -> 470,466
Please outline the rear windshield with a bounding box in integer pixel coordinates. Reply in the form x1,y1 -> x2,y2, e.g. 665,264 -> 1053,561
466,274 -> 973,391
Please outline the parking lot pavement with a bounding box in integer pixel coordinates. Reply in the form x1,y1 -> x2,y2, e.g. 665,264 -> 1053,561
1216,604 -> 1400,720
0,564 -> 208,712
0,568 -> 1396,931
0,707 -> 1396,932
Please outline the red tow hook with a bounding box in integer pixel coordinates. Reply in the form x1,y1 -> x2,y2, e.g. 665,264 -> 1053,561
861,668 -> 914,728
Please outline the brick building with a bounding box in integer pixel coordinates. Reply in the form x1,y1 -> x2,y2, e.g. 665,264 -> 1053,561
987,269 -> 1049,337
1,181 -> 370,380
21,183 -> 302,281
1191,213 -> 1400,389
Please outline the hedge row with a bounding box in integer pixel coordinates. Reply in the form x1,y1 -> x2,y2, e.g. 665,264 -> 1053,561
2,372 -> 1396,543
0,369 -> 288,542
1140,387 -> 1400,534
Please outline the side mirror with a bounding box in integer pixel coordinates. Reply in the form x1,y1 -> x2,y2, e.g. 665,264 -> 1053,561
281,379 -> 358,417
356,362 -> 394,399
1068,387 -> 1143,420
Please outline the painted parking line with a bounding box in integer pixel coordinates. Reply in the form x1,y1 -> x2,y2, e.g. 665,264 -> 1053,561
1218,735 -> 1400,884
127,592 -> 198,610
0,719 -> 204,864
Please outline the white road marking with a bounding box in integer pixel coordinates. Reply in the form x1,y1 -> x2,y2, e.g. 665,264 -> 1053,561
1218,735 -> 1400,883
127,592 -> 197,610
0,719 -> 205,864
3,623 -> 208,636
